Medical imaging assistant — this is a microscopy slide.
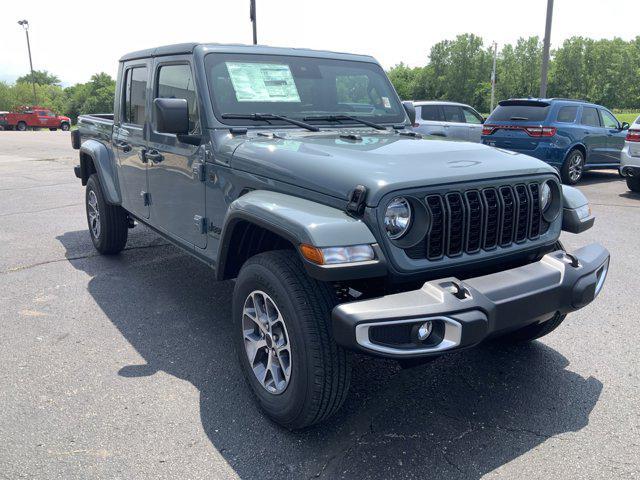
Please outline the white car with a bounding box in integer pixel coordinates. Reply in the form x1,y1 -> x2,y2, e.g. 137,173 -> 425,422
620,115 -> 640,192
411,101 -> 485,142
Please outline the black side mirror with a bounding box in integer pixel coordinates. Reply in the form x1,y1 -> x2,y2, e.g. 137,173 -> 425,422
622,122 -> 630,130
402,101 -> 416,125
154,98 -> 189,135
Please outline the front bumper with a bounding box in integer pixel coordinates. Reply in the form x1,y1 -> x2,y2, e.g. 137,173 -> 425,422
332,243 -> 609,358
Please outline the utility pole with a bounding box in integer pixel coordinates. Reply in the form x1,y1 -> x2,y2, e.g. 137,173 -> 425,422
250,0 -> 257,45
490,41 -> 498,112
540,0 -> 554,98
17,20 -> 37,106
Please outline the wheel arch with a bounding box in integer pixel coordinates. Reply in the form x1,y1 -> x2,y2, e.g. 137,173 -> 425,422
564,143 -> 587,163
216,190 -> 378,281
79,140 -> 121,205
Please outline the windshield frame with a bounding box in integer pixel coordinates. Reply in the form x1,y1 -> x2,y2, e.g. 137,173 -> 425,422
204,52 -> 407,129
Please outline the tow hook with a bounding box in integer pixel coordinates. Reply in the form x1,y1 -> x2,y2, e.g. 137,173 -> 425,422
564,252 -> 580,268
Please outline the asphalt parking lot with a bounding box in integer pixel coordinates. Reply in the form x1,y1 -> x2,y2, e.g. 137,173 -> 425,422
1,130 -> 639,479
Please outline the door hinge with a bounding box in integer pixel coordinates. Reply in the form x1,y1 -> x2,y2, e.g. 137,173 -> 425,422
194,215 -> 207,234
192,163 -> 206,182
141,191 -> 151,206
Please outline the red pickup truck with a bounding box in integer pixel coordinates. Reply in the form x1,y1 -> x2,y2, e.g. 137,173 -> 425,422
0,107 -> 71,131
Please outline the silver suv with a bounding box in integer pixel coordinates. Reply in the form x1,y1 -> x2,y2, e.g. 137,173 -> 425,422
412,101 -> 484,142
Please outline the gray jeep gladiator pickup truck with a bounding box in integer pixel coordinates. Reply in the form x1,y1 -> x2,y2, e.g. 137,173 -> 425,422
72,43 -> 610,429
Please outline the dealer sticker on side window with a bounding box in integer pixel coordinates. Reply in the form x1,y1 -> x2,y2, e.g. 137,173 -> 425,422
226,62 -> 301,102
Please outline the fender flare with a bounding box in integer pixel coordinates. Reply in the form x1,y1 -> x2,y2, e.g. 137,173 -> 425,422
216,190 -> 379,281
80,139 -> 121,205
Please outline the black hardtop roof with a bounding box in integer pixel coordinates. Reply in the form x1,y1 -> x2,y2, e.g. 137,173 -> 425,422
119,42 -> 377,63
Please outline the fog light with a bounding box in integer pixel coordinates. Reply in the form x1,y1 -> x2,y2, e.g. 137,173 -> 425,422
417,321 -> 433,341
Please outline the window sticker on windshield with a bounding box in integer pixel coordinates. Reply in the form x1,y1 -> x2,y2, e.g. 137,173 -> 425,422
382,97 -> 391,109
226,62 -> 301,102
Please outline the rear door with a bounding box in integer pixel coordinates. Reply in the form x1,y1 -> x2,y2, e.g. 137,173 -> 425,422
415,104 -> 446,136
147,58 -> 207,248
114,61 -> 151,218
600,109 -> 625,164
462,106 -> 484,142
579,106 -> 608,164
441,105 -> 469,140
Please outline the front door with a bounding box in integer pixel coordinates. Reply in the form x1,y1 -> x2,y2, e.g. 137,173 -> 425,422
114,63 -> 150,218
441,105 -> 470,141
579,106 -> 608,164
600,109 -> 625,164
146,59 -> 206,248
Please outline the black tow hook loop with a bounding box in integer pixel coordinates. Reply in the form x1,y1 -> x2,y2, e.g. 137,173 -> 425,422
346,185 -> 367,216
565,253 -> 580,268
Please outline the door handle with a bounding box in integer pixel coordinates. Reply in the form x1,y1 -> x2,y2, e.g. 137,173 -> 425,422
145,150 -> 164,163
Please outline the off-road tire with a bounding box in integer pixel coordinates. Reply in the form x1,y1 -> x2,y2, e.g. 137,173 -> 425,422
60,123 -> 70,131
561,149 -> 585,185
626,176 -> 640,193
16,121 -> 27,131
85,174 -> 128,254
498,313 -> 567,343
233,250 -> 352,430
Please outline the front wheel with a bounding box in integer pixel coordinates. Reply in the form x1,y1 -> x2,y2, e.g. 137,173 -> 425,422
233,250 -> 352,430
85,174 -> 128,254
497,313 -> 567,343
561,149 -> 585,184
60,123 -> 70,131
627,176 -> 640,193
16,121 -> 27,131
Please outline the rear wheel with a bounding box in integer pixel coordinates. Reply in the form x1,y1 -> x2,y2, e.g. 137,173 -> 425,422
561,149 -> 585,184
85,174 -> 128,254
626,176 -> 640,193
16,121 -> 27,131
234,250 -> 352,430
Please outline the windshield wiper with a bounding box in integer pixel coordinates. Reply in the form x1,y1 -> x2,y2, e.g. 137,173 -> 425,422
303,115 -> 387,131
221,113 -> 319,132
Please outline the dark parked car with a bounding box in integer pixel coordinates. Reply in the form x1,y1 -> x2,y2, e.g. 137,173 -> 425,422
482,98 -> 630,184
72,44 -> 609,429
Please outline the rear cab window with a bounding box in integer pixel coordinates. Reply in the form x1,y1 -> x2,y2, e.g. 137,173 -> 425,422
580,107 -> 601,127
487,101 -> 550,123
420,105 -> 442,121
556,106 -> 578,123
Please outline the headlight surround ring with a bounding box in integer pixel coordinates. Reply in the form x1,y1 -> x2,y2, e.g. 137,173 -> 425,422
541,179 -> 562,223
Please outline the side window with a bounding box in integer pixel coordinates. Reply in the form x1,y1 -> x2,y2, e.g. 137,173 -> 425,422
600,110 -> 619,129
442,105 -> 465,123
557,106 -> 578,123
462,107 -> 483,124
420,105 -> 442,121
123,66 -> 148,125
580,107 -> 601,127
156,64 -> 200,134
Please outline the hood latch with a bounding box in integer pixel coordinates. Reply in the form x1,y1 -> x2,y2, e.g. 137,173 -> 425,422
346,185 -> 367,217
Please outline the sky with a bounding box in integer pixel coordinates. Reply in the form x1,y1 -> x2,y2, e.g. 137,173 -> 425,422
1,0 -> 638,85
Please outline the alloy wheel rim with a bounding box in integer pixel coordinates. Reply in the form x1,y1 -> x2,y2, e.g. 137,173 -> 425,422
242,290 -> 292,394
569,154 -> 583,182
87,190 -> 101,239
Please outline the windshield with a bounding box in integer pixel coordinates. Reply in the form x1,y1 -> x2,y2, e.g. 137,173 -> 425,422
205,53 -> 406,127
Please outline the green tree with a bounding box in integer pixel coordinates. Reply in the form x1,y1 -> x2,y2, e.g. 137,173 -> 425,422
16,70 -> 61,86
496,37 -> 542,101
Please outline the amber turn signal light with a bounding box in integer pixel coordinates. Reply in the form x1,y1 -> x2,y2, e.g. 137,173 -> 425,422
299,244 -> 325,265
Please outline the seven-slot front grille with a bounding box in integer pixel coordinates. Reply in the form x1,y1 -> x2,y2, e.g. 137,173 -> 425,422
406,182 -> 546,261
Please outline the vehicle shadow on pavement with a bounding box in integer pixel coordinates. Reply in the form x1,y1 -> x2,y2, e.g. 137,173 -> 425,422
58,229 -> 603,480
580,170 -> 622,186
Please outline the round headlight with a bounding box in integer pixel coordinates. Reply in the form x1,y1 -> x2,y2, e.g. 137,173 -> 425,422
384,197 -> 412,239
540,181 -> 552,212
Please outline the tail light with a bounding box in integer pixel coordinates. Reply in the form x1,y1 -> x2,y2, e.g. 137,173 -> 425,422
524,126 -> 557,137
482,125 -> 496,135
626,130 -> 640,142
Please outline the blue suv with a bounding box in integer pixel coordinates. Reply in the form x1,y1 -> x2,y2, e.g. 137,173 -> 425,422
482,98 -> 630,184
